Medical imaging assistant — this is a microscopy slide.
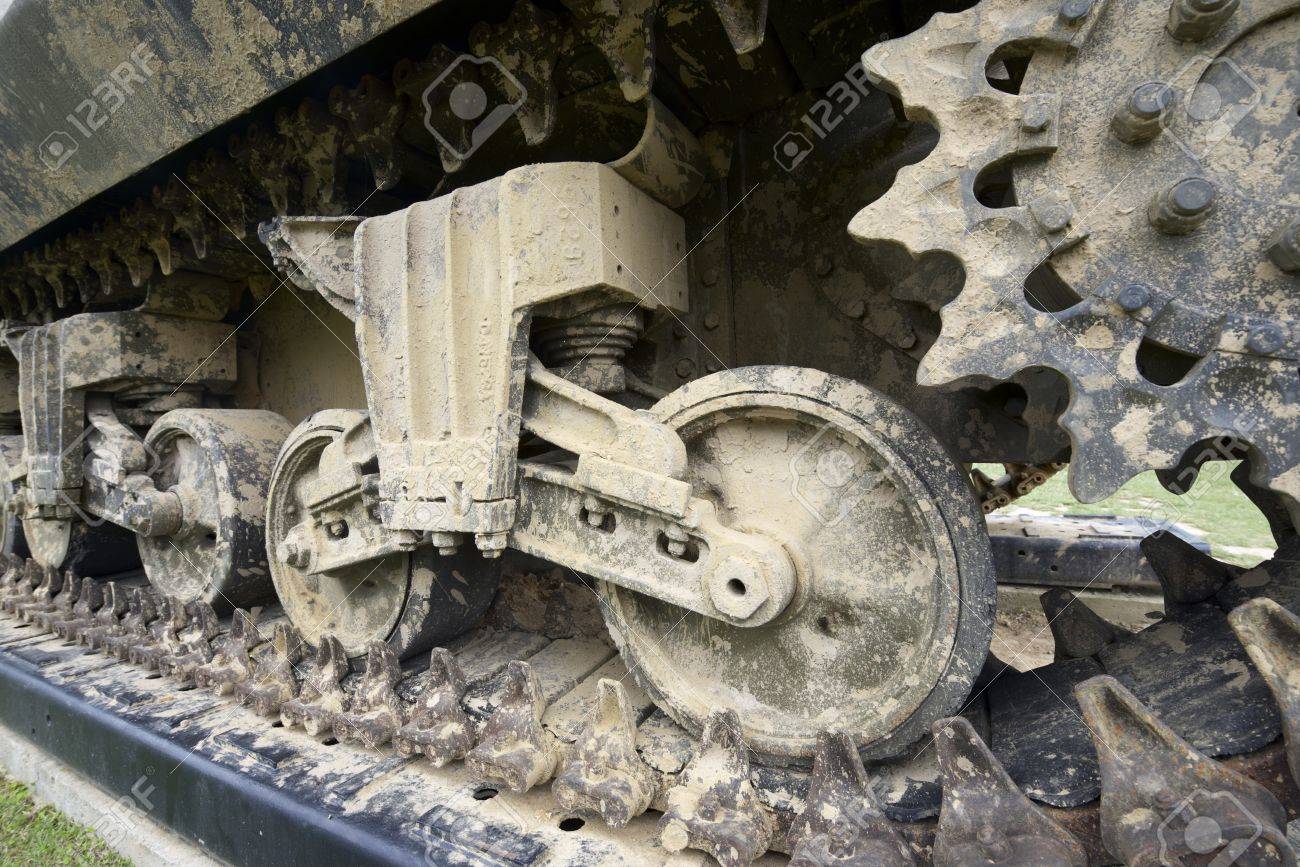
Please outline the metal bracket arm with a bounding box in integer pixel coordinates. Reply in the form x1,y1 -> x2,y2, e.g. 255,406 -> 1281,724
511,463 -> 797,627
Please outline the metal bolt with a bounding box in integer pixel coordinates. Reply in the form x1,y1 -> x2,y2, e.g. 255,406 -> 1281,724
705,360 -> 722,373
1266,218 -> 1300,273
1154,787 -> 1179,810
675,358 -> 696,379
1021,97 -> 1054,132
664,525 -> 689,558
1035,201 -> 1073,234
1149,176 -> 1215,235
672,323 -> 687,339
1167,0 -> 1239,41
976,825 -> 1012,862
1117,283 -> 1152,312
474,531 -> 507,558
703,312 -> 721,330
1247,324 -> 1285,356
709,557 -> 767,620
1111,82 -> 1174,144
702,268 -> 720,287
1059,0 -> 1094,23
277,538 -> 311,570
430,531 -> 460,556
326,520 -> 348,539
844,299 -> 867,319
814,254 -> 834,277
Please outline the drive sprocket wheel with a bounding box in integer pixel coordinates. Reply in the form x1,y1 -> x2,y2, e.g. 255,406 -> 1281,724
851,0 -> 1300,519
601,367 -> 996,763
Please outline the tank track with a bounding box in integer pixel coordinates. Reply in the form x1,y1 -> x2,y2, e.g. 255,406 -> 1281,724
0,0 -> 771,323
2,544 -> 1298,865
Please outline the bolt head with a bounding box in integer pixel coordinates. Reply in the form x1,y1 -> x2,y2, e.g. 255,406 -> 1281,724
1247,324 -> 1284,355
703,312 -> 721,330
1117,283 -> 1151,312
1168,177 -> 1215,215
1059,0 -> 1094,22
674,358 -> 696,379
1130,82 -> 1174,119
814,254 -> 835,277
1021,99 -> 1054,132
1267,219 -> 1300,273
709,558 -> 767,620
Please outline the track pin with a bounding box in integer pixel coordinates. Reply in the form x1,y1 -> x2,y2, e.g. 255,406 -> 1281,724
236,623 -> 304,717
658,709 -> 774,867
788,730 -> 915,866
393,647 -> 475,767
280,635 -> 350,736
553,678 -> 656,828
1075,674 -> 1292,865
1229,599 -> 1300,788
193,609 -> 261,695
333,642 -> 404,749
465,661 -> 559,794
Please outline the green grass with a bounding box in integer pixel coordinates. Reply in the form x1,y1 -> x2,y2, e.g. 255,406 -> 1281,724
980,460 -> 1275,567
0,775 -> 131,866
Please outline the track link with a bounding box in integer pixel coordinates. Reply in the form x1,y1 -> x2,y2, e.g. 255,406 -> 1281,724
2,546 -> 1299,865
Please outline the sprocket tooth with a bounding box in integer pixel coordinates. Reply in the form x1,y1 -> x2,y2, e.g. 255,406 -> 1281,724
1039,587 -> 1124,659
932,716 -> 1087,866
333,642 -> 404,749
52,576 -> 99,640
469,1 -> 566,146
31,571 -> 79,633
105,589 -> 160,661
1141,532 -> 1241,607
129,596 -> 188,670
327,76 -> 405,191
1229,599 -> 1300,788
80,582 -> 127,650
159,601 -> 220,683
465,661 -> 559,794
393,647 -> 474,767
236,623 -> 304,717
1075,674 -> 1293,866
193,609 -> 261,694
280,635 -> 349,736
787,730 -> 915,867
708,0 -> 767,54
658,709 -> 774,866
561,0 -> 659,103
552,678 -> 656,828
